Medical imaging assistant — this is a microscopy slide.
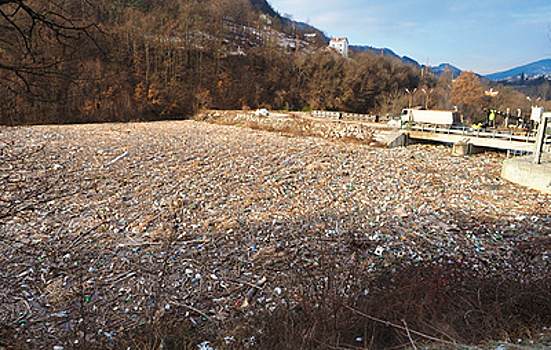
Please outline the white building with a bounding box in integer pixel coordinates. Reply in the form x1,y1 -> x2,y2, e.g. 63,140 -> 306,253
329,37 -> 349,58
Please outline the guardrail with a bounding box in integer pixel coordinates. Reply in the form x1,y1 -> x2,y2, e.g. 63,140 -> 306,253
311,110 -> 342,119
309,111 -> 549,149
311,110 -> 397,123
404,123 -> 539,143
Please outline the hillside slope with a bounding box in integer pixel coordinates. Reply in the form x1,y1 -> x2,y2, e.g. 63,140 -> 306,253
486,59 -> 551,81
1,0 -> 425,125
250,0 -> 279,17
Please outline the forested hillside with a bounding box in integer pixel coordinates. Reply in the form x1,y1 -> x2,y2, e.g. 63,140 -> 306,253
0,0 -> 547,125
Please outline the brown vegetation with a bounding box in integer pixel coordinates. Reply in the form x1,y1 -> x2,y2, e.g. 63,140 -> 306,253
1,0 -> 548,126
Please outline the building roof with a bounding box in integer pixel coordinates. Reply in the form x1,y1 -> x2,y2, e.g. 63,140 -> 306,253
330,37 -> 348,43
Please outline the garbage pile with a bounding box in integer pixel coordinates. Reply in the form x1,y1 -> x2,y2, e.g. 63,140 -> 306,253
197,111 -> 375,142
0,120 -> 549,349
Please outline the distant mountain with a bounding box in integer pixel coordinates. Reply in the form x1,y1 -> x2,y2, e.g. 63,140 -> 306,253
431,63 -> 462,78
350,45 -> 464,78
486,59 -> 551,81
350,45 -> 420,66
402,56 -> 420,67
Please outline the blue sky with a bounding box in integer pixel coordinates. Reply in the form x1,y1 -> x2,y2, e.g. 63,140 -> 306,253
268,0 -> 551,75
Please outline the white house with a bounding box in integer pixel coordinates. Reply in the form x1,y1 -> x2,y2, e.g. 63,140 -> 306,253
329,37 -> 349,58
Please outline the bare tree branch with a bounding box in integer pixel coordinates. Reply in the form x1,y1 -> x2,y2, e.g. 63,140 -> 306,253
0,0 -> 103,98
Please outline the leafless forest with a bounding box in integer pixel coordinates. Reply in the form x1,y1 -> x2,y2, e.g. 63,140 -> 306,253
2,0 -> 550,126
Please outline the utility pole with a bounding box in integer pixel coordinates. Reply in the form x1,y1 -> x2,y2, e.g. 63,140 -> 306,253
534,114 -> 549,164
505,108 -> 510,128
405,88 -> 417,109
421,88 -> 432,109
421,58 -> 429,77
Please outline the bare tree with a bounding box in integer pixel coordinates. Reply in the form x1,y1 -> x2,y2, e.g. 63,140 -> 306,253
0,0 -> 101,99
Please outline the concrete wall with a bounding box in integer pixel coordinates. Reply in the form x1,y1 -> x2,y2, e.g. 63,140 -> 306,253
311,110 -> 394,123
502,156 -> 551,194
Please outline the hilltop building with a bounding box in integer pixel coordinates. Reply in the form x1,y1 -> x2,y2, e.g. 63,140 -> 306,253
329,37 -> 349,58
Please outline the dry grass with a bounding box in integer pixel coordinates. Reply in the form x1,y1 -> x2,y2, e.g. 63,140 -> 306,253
112,243 -> 551,350
253,258 -> 551,350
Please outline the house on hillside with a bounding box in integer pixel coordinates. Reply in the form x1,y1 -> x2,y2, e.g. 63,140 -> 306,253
329,37 -> 349,58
